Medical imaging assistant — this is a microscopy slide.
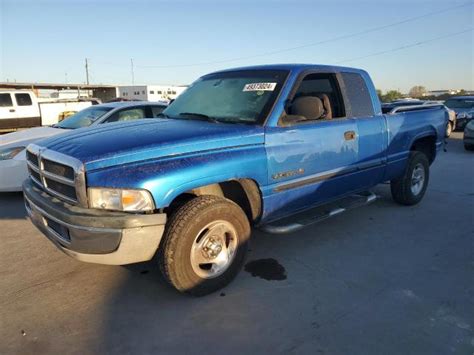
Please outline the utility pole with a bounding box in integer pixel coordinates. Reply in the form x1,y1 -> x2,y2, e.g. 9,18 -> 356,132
85,58 -> 90,85
131,58 -> 135,85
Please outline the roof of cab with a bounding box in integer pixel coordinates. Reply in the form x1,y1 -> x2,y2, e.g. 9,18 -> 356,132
208,63 -> 365,75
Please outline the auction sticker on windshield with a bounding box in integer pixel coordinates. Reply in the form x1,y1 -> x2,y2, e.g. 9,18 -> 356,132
243,83 -> 277,92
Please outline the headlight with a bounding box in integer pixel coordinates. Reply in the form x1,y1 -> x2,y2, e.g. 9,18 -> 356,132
466,120 -> 474,130
88,188 -> 155,212
0,146 -> 25,160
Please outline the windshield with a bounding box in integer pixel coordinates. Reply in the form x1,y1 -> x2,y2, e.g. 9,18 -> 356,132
444,98 -> 474,110
55,106 -> 113,129
162,70 -> 288,124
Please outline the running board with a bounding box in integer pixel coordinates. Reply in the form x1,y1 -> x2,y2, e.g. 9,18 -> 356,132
260,191 -> 377,234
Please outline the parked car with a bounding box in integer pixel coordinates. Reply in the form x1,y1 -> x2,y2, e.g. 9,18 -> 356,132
444,96 -> 474,131
0,101 -> 167,191
382,99 -> 456,136
23,64 -> 447,296
0,90 -> 99,131
464,120 -> 474,151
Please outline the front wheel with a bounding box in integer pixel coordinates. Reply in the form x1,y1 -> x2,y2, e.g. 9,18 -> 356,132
465,144 -> 474,151
390,151 -> 430,206
159,195 -> 250,296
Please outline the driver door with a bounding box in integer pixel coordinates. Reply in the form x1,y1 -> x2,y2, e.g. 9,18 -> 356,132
264,73 -> 360,220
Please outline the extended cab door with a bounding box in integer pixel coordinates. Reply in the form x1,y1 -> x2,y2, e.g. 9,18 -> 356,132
264,72 -> 361,220
338,72 -> 386,188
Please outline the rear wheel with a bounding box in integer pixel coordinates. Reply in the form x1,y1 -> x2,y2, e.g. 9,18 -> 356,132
159,195 -> 250,296
391,151 -> 430,206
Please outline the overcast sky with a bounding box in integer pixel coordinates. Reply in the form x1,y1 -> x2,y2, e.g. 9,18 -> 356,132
0,0 -> 473,92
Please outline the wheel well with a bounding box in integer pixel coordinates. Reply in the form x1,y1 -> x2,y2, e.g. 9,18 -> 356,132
165,179 -> 262,224
410,136 -> 436,164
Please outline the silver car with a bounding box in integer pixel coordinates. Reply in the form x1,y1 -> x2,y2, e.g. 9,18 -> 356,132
0,101 -> 167,191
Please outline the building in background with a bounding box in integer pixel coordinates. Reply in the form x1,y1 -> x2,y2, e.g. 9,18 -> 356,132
118,85 -> 187,101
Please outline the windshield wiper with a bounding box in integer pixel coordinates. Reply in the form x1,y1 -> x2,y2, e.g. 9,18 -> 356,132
178,112 -> 221,123
157,113 -> 170,118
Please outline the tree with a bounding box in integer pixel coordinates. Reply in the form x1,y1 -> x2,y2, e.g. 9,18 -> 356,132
408,86 -> 427,98
381,90 -> 403,102
376,89 -> 383,101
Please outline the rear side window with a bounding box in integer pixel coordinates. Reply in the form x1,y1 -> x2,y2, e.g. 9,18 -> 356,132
340,73 -> 374,117
15,93 -> 33,106
0,93 -> 13,107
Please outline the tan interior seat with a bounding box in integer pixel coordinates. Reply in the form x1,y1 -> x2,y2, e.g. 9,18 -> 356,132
317,94 -> 333,119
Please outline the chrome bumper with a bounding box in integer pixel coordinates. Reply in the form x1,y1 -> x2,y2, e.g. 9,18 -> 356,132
23,179 -> 166,265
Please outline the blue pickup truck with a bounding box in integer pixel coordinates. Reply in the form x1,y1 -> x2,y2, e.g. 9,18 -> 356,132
23,64 -> 447,295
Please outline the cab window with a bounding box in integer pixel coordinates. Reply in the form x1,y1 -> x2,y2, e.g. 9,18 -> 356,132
106,107 -> 147,122
286,73 -> 345,123
15,93 -> 33,106
339,72 -> 375,117
0,93 -> 13,107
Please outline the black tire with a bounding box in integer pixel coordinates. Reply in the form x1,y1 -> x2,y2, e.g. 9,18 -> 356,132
465,144 -> 474,151
390,151 -> 430,206
159,195 -> 250,296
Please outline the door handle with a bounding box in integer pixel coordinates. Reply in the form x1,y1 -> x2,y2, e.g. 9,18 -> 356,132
344,130 -> 356,140
9,109 -> 15,112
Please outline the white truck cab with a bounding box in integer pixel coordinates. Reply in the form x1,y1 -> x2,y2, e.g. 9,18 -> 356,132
0,90 -> 41,130
0,90 -> 96,132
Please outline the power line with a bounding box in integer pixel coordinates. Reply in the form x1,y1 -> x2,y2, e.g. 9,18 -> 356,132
135,2 -> 473,69
336,28 -> 473,64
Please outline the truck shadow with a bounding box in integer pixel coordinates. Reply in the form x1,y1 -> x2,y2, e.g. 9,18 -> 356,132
0,192 -> 27,219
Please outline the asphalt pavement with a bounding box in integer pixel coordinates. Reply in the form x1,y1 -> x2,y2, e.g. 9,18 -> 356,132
0,132 -> 473,355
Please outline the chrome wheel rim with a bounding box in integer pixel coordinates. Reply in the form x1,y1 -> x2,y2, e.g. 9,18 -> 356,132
411,163 -> 425,196
190,220 -> 238,279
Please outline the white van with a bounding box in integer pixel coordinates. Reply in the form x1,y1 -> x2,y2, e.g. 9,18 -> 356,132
0,90 -> 98,132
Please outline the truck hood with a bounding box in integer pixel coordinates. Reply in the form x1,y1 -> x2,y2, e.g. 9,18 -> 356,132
38,119 -> 265,171
0,126 -> 64,148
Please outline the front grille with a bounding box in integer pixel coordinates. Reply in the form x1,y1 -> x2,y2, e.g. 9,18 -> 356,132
28,168 -> 41,184
42,159 -> 75,180
44,178 -> 77,200
26,150 -> 39,167
25,145 -> 86,206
